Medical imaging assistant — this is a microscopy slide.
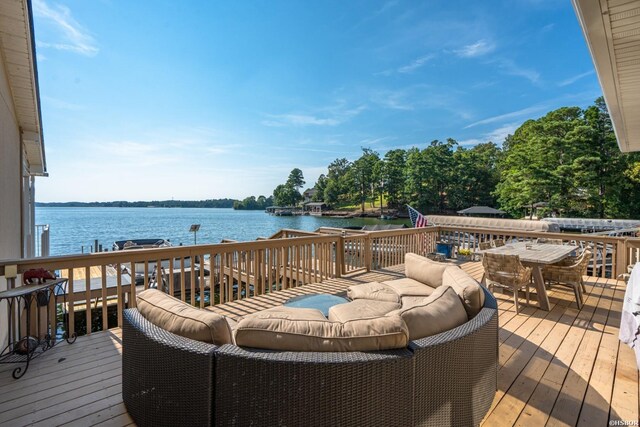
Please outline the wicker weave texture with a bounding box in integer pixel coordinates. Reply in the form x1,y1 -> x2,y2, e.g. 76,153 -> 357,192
482,253 -> 532,288
122,291 -> 499,427
478,242 -> 492,251
215,346 -> 414,427
543,250 -> 592,283
122,309 -> 217,427
410,288 -> 498,427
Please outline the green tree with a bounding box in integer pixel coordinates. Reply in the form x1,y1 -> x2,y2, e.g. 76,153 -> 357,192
312,174 -> 328,202
286,168 -> 305,192
273,184 -> 299,207
382,149 -> 407,209
323,158 -> 352,206
349,148 -> 380,212
405,147 -> 430,212
449,143 -> 500,210
495,99 -> 640,218
233,195 -> 273,210
405,140 -> 456,213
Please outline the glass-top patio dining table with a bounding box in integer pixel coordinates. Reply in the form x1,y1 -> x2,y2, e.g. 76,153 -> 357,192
480,242 -> 579,311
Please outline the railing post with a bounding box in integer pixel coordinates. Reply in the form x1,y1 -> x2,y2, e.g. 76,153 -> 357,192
618,239 -> 629,278
364,234 -> 372,272
336,235 -> 344,277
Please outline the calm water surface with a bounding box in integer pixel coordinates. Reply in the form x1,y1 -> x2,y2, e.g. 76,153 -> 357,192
36,207 -> 409,255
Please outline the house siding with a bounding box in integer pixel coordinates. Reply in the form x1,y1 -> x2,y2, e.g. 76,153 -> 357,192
0,47 -> 24,349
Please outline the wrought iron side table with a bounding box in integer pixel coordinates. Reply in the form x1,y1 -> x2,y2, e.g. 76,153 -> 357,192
0,278 -> 77,379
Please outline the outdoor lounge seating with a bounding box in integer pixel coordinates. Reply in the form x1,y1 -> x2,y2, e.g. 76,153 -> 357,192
122,253 -> 498,426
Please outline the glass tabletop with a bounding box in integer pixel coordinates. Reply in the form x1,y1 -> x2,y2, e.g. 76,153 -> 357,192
283,294 -> 349,317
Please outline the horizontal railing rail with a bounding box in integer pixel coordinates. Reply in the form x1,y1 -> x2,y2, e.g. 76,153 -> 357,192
0,234 -> 341,337
1,224 -> 635,338
437,225 -> 627,279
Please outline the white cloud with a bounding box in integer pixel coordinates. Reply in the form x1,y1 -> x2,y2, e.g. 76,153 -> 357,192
398,54 -> 435,73
454,40 -> 495,58
375,53 -> 435,76
459,123 -> 519,146
369,85 -> 473,120
33,0 -> 98,56
486,123 -> 519,142
496,59 -> 540,84
558,70 -> 595,87
262,114 -> 340,127
261,104 -> 366,127
42,96 -> 84,111
465,104 -> 547,128
370,89 -> 415,110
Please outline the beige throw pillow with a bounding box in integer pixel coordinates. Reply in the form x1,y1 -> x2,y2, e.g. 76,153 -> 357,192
383,278 -> 435,297
388,285 -> 467,341
347,281 -> 401,303
137,288 -> 233,345
328,299 -> 401,322
442,266 -> 486,318
405,253 -> 449,288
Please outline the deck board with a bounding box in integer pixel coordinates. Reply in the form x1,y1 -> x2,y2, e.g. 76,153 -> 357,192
0,261 -> 637,426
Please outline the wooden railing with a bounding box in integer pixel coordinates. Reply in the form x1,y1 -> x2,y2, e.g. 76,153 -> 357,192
0,225 -> 636,337
623,237 -> 640,270
437,226 -> 627,279
368,227 -> 439,270
0,234 -> 341,337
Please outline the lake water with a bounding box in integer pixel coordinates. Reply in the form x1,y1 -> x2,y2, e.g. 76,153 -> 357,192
36,207 -> 410,256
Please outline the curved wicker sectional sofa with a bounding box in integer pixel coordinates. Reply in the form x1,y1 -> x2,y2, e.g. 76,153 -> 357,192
122,255 -> 498,427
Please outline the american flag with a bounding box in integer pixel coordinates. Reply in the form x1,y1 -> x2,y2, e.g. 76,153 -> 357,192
407,205 -> 428,228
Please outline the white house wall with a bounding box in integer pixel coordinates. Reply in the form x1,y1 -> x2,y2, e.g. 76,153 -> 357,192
0,41 -> 24,350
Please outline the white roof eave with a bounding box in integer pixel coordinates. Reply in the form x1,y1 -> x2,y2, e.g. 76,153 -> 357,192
572,0 -> 640,153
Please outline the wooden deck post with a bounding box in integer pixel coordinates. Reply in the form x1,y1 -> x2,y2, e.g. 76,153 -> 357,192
618,239 -> 629,278
364,234 -> 372,272
336,235 -> 344,277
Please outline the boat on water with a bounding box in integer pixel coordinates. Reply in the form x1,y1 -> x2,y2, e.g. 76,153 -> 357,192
112,239 -> 206,289
112,239 -> 171,251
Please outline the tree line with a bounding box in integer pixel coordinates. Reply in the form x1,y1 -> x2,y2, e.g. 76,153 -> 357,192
36,199 -> 236,208
269,98 -> 640,219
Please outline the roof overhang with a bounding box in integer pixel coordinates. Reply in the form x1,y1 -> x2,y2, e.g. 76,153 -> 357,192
572,0 -> 640,153
0,0 -> 46,175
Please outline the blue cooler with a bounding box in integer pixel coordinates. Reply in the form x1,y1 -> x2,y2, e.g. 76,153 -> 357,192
435,242 -> 453,259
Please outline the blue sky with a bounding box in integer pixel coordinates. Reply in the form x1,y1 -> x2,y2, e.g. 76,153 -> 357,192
33,0 -> 602,202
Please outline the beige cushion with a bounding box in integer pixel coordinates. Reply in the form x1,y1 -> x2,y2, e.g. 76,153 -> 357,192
235,307 -> 409,352
383,278 -> 435,297
242,306 -> 327,320
328,299 -> 401,322
405,252 -> 449,288
347,281 -> 400,303
400,296 -> 431,306
137,289 -> 233,345
387,286 -> 467,341
442,266 -> 486,318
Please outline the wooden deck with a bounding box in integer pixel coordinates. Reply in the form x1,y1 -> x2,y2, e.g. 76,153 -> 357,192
0,261 -> 637,426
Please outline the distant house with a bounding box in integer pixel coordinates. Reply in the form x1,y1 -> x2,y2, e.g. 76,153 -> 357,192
305,202 -> 327,216
303,188 -> 318,203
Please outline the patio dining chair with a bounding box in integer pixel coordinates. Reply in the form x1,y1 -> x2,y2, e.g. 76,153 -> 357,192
492,239 -> 505,247
542,250 -> 592,310
479,242 -> 492,251
482,253 -> 532,314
